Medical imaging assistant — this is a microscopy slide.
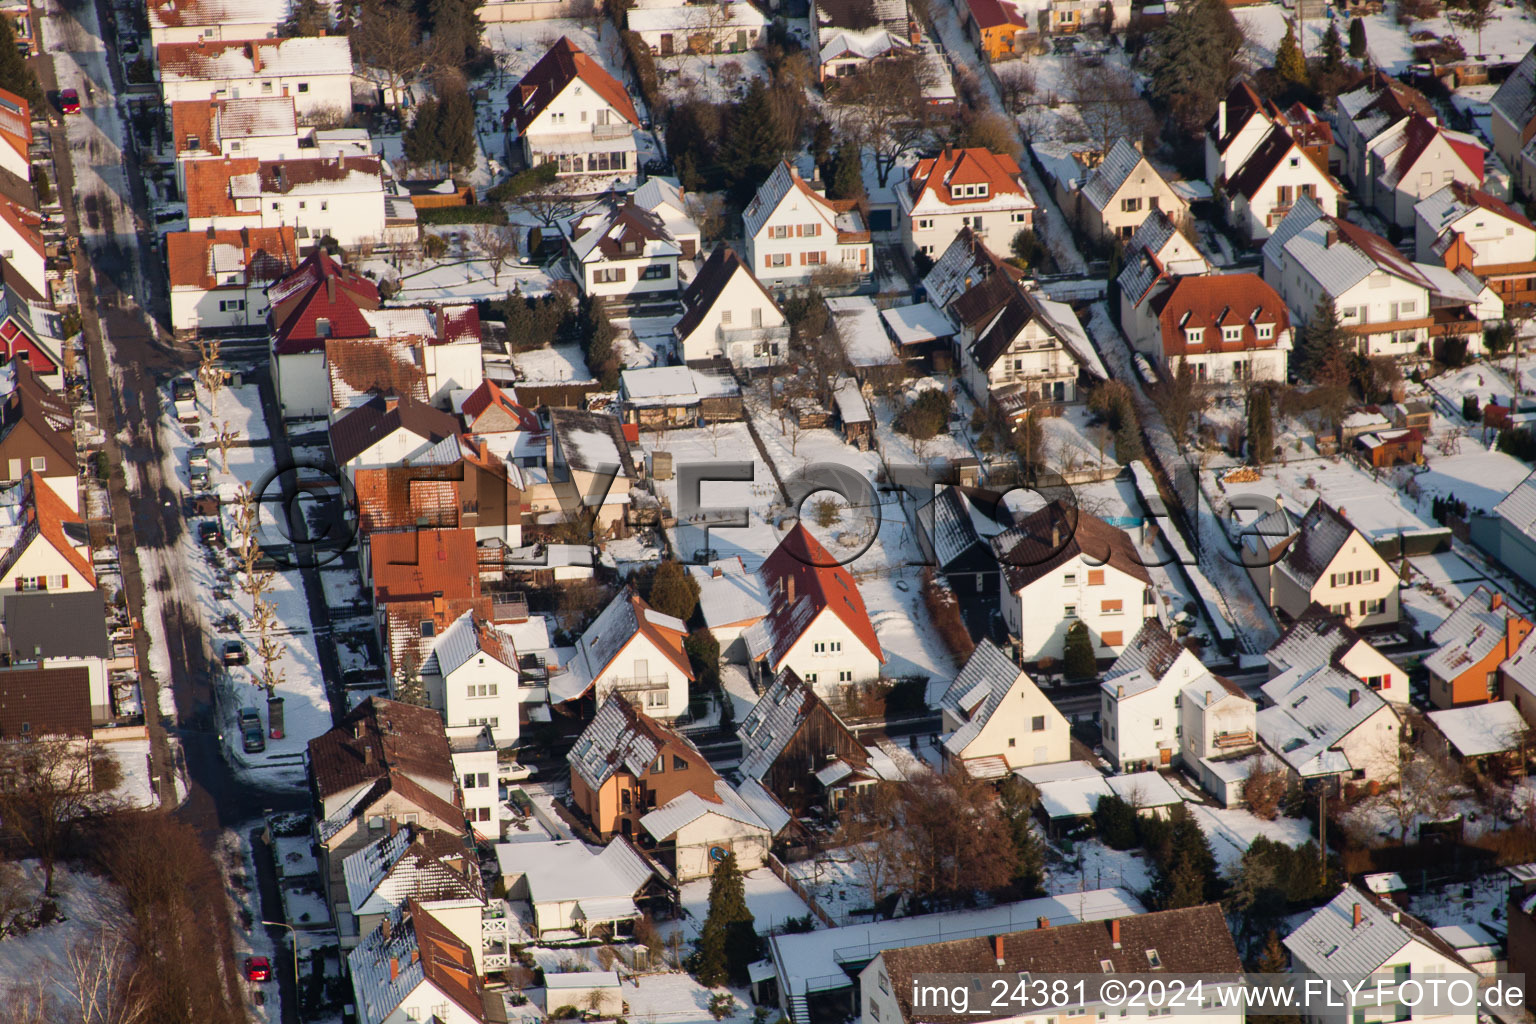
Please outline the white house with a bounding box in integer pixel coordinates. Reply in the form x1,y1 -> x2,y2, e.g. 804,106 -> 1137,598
743,524 -> 884,697
146,0 -> 294,46
1099,619 -> 1207,772
493,838 -> 654,937
155,36 -> 354,115
0,474 -> 96,611
1285,885 -> 1476,1024
1075,138 -> 1186,245
1225,123 -> 1343,242
1206,81 -> 1279,186
632,177 -> 701,260
1253,498 -> 1401,630
341,826 -> 487,962
626,1 -> 767,57
1127,272 -> 1291,384
897,146 -> 1035,259
1491,47 -> 1536,197
1413,183 -> 1536,309
1264,196 -> 1496,360
564,200 -> 682,299
1259,664 -> 1400,786
672,246 -> 789,368
1179,676 -> 1257,773
1266,606 -> 1407,704
507,37 -> 641,189
1336,70 -> 1440,206
1117,209 -> 1212,341
419,610 -> 522,750
810,0 -> 913,80
1366,114 -> 1486,229
743,161 -> 872,288
0,200 -> 48,304
994,501 -> 1157,665
166,226 -> 298,332
347,901 -> 489,1024
329,393 -> 462,481
0,88 -> 30,184
184,155 -> 404,250
939,639 -> 1069,777
548,587 -> 693,719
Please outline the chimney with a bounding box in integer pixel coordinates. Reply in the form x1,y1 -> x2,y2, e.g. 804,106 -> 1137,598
382,917 -> 392,940
1492,593 -> 1504,612
388,817 -> 398,836
992,935 -> 1005,966
787,576 -> 795,604
1037,917 -> 1051,929
1348,690 -> 1360,708
384,395 -> 400,413
1111,919 -> 1121,948
353,720 -> 363,739
1205,690 -> 1212,705
363,744 -> 375,764
1218,100 -> 1227,140
411,948 -> 420,964
389,956 -> 399,981
1117,685 -> 1125,698
1050,522 -> 1060,547
1326,229 -> 1339,247
1352,903 -> 1362,929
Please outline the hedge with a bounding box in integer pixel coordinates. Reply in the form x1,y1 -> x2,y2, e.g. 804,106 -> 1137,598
416,205 -> 508,226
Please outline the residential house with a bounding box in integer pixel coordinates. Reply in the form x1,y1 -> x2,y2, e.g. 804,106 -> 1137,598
1,590 -> 118,724
419,609 -> 523,750
626,1 -> 767,57
0,199 -> 47,303
1251,498 -> 1400,629
743,161 -> 872,288
810,0 -> 915,80
170,95 -> 302,192
1074,138 -> 1185,245
569,695 -> 783,878
506,38 -> 641,189
993,500 -> 1156,664
329,393 -> 461,481
632,177 -> 700,259
348,899 -> 493,1024
1425,700 -> 1528,768
543,975 -> 623,1017
547,586 -> 693,718
0,361 -> 79,511
1415,183 -> 1536,306
1116,209 -> 1212,341
1424,586 -> 1532,708
267,248 -> 383,416
1336,70 -> 1439,205
1263,196 -> 1496,361
1258,664 -> 1400,787
1472,468 -> 1536,594
925,484 -> 1017,637
493,838 -> 660,937
184,155 -> 409,250
166,226 -> 298,332
618,366 -> 741,428
939,639 -> 1069,777
737,668 -> 902,819
672,245 -> 789,368
0,88 -> 30,183
352,445 -> 524,549
1365,114 -> 1486,229
1224,122 -> 1343,242
689,560 -> 770,666
155,37 -> 355,115
1179,674 -> 1258,801
1126,272 -> 1291,383
341,826 -> 486,963
564,200 -> 683,299
1265,605 -> 1407,703
0,473 -> 95,610
897,146 -> 1035,260
1355,428 -> 1424,467
523,406 -> 637,535
743,523 -> 884,696
1041,0 -> 1129,35
862,905 -> 1243,1024
0,665 -> 95,739
962,0 -> 1031,60
1098,619 -> 1207,771
456,379 -> 542,437
1492,46 -> 1536,196
146,0 -> 293,45
1206,81 -> 1278,186
0,279 -> 65,379
1285,885 -> 1476,1024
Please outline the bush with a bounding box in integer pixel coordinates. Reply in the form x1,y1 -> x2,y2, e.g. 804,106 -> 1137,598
1063,621 -> 1096,679
417,205 -> 508,226
423,234 -> 449,258
622,30 -> 660,112
685,629 -> 720,691
550,1006 -> 582,1020
895,388 -> 952,440
1093,793 -> 1140,849
1010,228 -> 1043,269
126,56 -> 154,84
922,567 -> 975,661
32,166 -> 49,206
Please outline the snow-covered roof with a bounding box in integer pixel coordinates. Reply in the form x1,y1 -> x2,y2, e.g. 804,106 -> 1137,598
1491,468 -> 1536,543
929,484 -> 1015,569
1258,664 -> 1391,778
1014,760 -> 1101,786
420,608 -> 519,678
545,971 -> 621,991
1424,586 -> 1522,683
1285,885 -> 1468,979
493,838 -> 653,904
342,827 -> 485,919
688,559 -> 771,629
831,376 -> 870,425
828,296 -> 899,367
940,640 -> 1034,759
639,777 -> 783,839
157,36 -> 353,83
1032,293 -> 1106,380
819,27 -> 910,64
880,302 -> 953,346
1263,195 -> 1433,298
620,366 -> 739,405
626,1 -> 767,34
1081,139 -> 1149,213
1426,700 -> 1525,758
1037,773 -> 1113,819
1105,770 -> 1183,808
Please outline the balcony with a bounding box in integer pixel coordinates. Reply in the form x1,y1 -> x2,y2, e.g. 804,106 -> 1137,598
591,123 -> 632,140
1213,730 -> 1255,750
718,323 -> 791,347
613,674 -> 670,694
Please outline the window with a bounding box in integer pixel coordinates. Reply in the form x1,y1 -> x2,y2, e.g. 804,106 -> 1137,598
1223,326 -> 1242,343
419,620 -> 435,638
1121,197 -> 1142,213
803,251 -> 825,266
802,223 -> 820,237
830,641 -> 841,652
1185,328 -> 1203,344
805,672 -> 817,683
814,642 -> 825,653
1008,737 -> 1016,747
1032,715 -> 1046,732
674,755 -> 689,771
1101,631 -> 1124,647
218,299 -> 246,313
1063,573 -> 1077,586
879,973 -> 890,996
640,264 -> 671,280
1011,211 -> 1026,223
652,754 -> 666,774
838,670 -> 853,681
29,456 -> 44,471
766,253 -> 788,268
594,268 -> 627,284
1087,570 -> 1104,586
1064,605 -> 1077,618
1146,949 -> 1161,968
297,82 -> 309,93
1257,323 -> 1274,340
477,772 -> 489,788
1101,599 -> 1122,614
771,225 -> 790,239
463,773 -> 479,789
645,690 -> 668,709
721,310 -> 732,325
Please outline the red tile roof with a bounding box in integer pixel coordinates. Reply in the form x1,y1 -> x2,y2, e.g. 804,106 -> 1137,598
369,527 -> 480,605
460,379 -> 540,432
0,200 -> 43,258
0,88 -> 31,165
165,226 -> 298,291
509,37 -> 640,136
907,148 -> 1027,206
1153,273 -> 1290,357
307,696 -> 458,802
1225,124 -> 1338,199
269,249 -> 381,353
17,472 -> 95,586
0,665 -> 92,738
354,464 -> 466,534
1394,115 -> 1484,185
760,524 -> 883,667
184,157 -> 262,220
1447,180 -> 1533,229
966,0 -> 1029,29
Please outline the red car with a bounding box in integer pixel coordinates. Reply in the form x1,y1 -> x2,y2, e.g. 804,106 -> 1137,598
59,89 -> 79,115
244,956 -> 272,983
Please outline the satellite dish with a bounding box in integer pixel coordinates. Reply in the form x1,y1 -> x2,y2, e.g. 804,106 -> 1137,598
709,846 -> 727,861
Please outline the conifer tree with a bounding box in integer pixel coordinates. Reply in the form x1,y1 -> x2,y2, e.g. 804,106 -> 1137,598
696,852 -> 758,987
1063,622 -> 1096,680
1247,388 -> 1274,465
998,777 -> 1045,898
1321,22 -> 1344,74
0,19 -> 40,107
1348,19 -> 1367,59
280,0 -> 332,36
648,560 -> 700,622
1276,23 -> 1308,87
717,79 -> 787,203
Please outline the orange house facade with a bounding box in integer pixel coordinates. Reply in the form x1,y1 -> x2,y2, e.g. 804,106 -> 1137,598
964,0 -> 1031,60
1427,588 -> 1533,708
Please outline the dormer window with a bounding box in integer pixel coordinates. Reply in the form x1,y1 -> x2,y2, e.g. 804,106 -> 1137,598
1257,323 -> 1274,340
315,318 -> 332,338
1222,326 -> 1242,343
1185,328 -> 1203,344
975,184 -> 988,198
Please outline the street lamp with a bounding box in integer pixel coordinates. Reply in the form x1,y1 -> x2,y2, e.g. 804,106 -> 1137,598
260,919 -> 301,1006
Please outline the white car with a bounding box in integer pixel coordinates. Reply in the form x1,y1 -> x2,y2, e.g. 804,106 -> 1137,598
498,762 -> 536,782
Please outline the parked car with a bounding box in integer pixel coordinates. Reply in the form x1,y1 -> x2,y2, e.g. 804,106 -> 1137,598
188,445 -> 208,470
239,707 -> 264,753
59,89 -> 79,114
197,521 -> 223,546
223,640 -> 247,666
244,956 -> 271,982
498,762 -> 536,782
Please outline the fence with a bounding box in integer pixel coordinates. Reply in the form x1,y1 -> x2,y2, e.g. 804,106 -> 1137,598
766,851 -> 836,928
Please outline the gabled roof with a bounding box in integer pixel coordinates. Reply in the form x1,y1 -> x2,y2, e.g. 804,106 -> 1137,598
156,36 -> 354,83
552,587 -> 692,705
965,0 -> 1029,29
349,900 -> 488,1024
1258,664 -> 1391,777
0,88 -> 30,164
1417,181 -> 1535,244
1383,115 -> 1484,189
0,199 -> 43,257
907,147 -> 1032,208
1285,884 -> 1469,979
568,693 -> 710,792
0,665 -> 92,738
1492,47 -> 1536,134
1226,124 -> 1337,200
308,697 -> 457,802
673,245 -> 781,343
929,484 -> 1016,568
759,524 -> 883,668
510,37 -> 640,136
992,500 -> 1152,594
1081,139 -> 1152,212
568,200 -> 679,264
548,406 -> 638,479
1152,273 -> 1289,357
743,161 -> 860,240
1265,605 -> 1372,675
881,905 -> 1241,1024
147,0 -> 291,30
737,669 -> 867,781
420,609 -> 519,678
329,392 -> 459,466
1424,585 -> 1526,681
939,639 -> 1049,760
3,590 -> 111,661
1278,498 -> 1363,592
166,226 -> 298,291
641,776 -> 787,838
0,473 -> 95,587
1264,195 -> 1433,298
327,336 -> 428,412
343,826 -> 484,919
369,527 -> 481,606
1339,69 -> 1436,142
0,361 -> 76,472
460,379 -> 541,433
171,95 -> 297,157
269,249 -> 382,353
1104,619 -> 1187,683
1207,80 -> 1269,153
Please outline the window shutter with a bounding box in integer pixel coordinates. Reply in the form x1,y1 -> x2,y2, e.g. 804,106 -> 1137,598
799,252 -> 806,265
764,254 -> 771,268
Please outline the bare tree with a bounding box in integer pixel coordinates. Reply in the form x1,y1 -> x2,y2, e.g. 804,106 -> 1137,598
352,4 -> 442,114
1069,61 -> 1158,156
995,62 -> 1037,116
211,421 -> 239,474
832,783 -> 908,915
54,929 -> 151,1024
232,484 -> 275,609
1243,757 -> 1287,821
829,52 -> 938,187
5,977 -> 52,1024
1381,740 -> 1458,843
472,223 -> 517,285
196,338 -> 224,422
514,175 -> 583,234
251,598 -> 286,698
0,738 -> 121,895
